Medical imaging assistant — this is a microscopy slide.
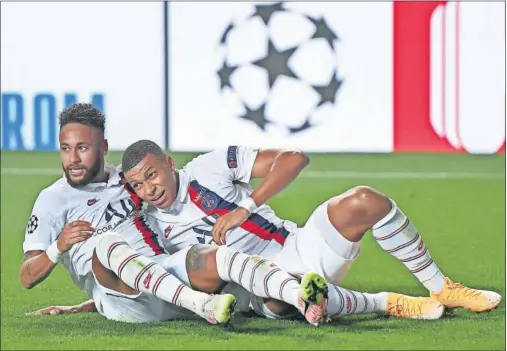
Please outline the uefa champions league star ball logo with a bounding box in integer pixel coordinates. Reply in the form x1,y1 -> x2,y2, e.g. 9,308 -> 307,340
216,2 -> 343,135
27,215 -> 39,234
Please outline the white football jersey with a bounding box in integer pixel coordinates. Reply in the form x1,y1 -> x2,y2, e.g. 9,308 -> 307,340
22,164 -> 165,297
145,146 -> 297,259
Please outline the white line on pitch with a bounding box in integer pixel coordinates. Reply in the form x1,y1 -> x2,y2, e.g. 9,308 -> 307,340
1,168 -> 504,180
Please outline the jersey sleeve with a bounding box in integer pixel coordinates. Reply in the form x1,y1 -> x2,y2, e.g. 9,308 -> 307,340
227,146 -> 259,183
23,189 -> 66,253
187,146 -> 259,184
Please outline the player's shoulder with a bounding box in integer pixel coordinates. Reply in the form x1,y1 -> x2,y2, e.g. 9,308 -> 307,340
32,177 -> 71,212
184,146 -> 249,171
39,177 -> 70,198
182,149 -> 234,185
186,148 -> 225,164
183,146 -> 258,186
183,149 -> 222,175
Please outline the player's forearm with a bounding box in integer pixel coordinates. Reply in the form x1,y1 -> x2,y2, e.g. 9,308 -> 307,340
74,299 -> 97,313
20,252 -> 57,289
250,150 -> 309,206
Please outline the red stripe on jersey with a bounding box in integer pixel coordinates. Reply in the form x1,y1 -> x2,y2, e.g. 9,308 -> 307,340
127,189 -> 142,209
133,216 -> 165,256
188,185 -> 286,245
122,174 -> 164,256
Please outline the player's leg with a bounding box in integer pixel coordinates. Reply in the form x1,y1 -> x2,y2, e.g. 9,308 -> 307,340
247,283 -> 445,321
90,280 -> 196,323
326,285 -> 446,320
186,244 -> 329,326
262,216 -> 444,321
92,233 -> 235,325
220,282 -> 302,319
325,185 -> 501,312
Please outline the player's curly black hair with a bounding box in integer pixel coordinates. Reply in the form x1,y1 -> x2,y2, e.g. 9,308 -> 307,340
58,103 -> 105,133
122,140 -> 167,173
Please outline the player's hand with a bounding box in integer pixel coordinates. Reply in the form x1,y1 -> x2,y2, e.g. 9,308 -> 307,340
25,305 -> 83,316
211,207 -> 250,245
56,220 -> 95,253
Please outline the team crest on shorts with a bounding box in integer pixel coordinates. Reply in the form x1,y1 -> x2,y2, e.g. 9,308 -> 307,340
201,192 -> 219,211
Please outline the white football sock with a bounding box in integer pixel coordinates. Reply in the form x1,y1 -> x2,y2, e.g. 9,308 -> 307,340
372,200 -> 445,294
96,234 -> 211,318
215,246 -> 300,308
327,284 -> 387,318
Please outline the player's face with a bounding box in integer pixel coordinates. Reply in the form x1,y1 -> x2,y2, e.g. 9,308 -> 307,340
59,123 -> 108,187
124,154 -> 178,210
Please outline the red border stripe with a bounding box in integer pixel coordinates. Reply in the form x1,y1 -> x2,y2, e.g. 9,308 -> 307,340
133,216 -> 165,256
121,176 -> 165,256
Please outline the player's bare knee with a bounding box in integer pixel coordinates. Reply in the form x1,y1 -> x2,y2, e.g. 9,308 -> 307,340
91,249 -> 107,278
339,186 -> 391,220
186,244 -> 224,293
92,249 -> 127,292
326,186 -> 392,242
186,244 -> 218,270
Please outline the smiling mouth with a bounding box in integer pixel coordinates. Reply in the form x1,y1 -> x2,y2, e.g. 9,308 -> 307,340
68,168 -> 85,176
152,190 -> 165,203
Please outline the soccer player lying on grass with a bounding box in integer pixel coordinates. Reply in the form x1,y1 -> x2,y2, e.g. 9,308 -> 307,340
20,103 -> 331,326
30,105 -> 445,324
118,139 -> 501,320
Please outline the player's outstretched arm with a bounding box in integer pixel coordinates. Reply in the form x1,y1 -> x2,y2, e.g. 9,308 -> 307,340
25,299 -> 97,316
249,148 -> 309,206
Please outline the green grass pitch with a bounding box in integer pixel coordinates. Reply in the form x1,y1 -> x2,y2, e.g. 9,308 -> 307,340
1,151 -> 505,350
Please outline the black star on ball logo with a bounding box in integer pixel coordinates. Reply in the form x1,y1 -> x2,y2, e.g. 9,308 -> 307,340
217,61 -> 237,90
240,103 -> 271,131
252,2 -> 285,25
308,17 -> 339,49
314,76 -> 343,107
289,119 -> 313,134
253,40 -> 297,88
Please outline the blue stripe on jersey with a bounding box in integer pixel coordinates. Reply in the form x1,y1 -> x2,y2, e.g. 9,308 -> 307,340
202,217 -> 215,226
190,180 -> 290,240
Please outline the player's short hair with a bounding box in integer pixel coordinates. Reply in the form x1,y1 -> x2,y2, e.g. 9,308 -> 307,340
122,140 -> 167,173
58,103 -> 105,134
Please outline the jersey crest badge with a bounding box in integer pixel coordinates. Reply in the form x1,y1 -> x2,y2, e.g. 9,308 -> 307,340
201,192 -> 219,211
